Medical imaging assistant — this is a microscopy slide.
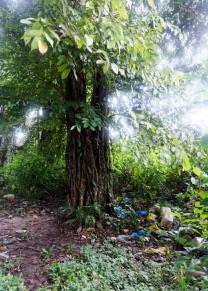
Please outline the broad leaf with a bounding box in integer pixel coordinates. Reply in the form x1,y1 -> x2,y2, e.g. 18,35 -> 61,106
191,177 -> 196,184
61,68 -> 70,79
75,38 -> 85,49
31,37 -> 40,50
199,191 -> 208,199
22,29 -> 43,38
111,63 -> 119,74
44,31 -> 54,47
84,34 -> 94,46
195,201 -> 203,208
103,62 -> 110,74
201,198 -> 208,206
38,39 -> 48,54
20,19 -> 32,25
147,0 -> 156,10
58,63 -> 69,73
193,167 -> 201,177
183,156 -> 191,171
112,0 -> 128,20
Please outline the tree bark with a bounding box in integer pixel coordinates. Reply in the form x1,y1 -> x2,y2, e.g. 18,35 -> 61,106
65,66 -> 113,214
0,136 -> 10,167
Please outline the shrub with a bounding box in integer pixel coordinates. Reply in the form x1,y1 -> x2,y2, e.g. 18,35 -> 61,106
3,146 -> 67,200
0,272 -> 26,291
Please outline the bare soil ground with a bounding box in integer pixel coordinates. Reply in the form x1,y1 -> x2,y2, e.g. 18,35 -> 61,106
0,197 -> 85,290
0,196 -> 173,290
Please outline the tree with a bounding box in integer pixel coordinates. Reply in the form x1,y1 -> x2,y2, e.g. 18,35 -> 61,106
19,0 -> 179,213
0,1 -> 64,161
2,0 -> 206,212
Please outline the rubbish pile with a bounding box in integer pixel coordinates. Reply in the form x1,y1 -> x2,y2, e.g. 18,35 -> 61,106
113,205 -> 175,240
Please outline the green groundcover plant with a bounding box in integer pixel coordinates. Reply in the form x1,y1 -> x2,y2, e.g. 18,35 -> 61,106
0,272 -> 26,291
38,243 -> 181,291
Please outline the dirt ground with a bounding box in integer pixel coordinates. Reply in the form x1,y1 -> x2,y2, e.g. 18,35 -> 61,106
0,195 -> 173,290
0,197 -> 87,290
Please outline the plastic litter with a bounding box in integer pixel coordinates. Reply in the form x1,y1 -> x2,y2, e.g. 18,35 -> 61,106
110,237 -> 117,241
160,207 -> 174,228
146,213 -> 157,222
192,237 -> 204,246
136,209 -> 148,216
148,223 -> 160,231
114,207 -> 125,217
117,235 -> 130,242
130,230 -> 147,239
123,229 -> 129,234
149,204 -> 160,214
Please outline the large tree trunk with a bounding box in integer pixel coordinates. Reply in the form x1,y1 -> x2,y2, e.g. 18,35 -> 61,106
65,66 -> 113,214
0,136 -> 10,167
0,135 -> 10,187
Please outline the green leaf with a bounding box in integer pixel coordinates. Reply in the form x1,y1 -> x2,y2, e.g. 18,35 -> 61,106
119,68 -> 125,76
183,219 -> 198,223
24,37 -> 31,45
84,34 -> 94,46
107,40 -> 116,49
22,29 -> 43,38
20,19 -> 32,25
193,167 -> 201,177
44,32 -> 54,47
61,68 -> 70,79
173,211 -> 182,221
199,191 -> 208,199
201,198 -> 208,206
71,125 -> 77,131
96,60 -> 105,65
48,28 -> 60,40
58,63 -> 69,72
32,22 -> 42,30
117,6 -> 128,20
112,0 -> 128,20
201,211 -> 208,219
31,36 -> 40,50
111,63 -> 119,74
147,0 -> 156,10
195,201 -> 203,208
183,156 -> 191,171
57,55 -> 67,65
102,62 -> 110,74
75,38 -> 85,49
58,55 -> 67,61
194,208 -> 202,214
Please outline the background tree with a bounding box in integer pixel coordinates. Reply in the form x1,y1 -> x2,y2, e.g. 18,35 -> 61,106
0,0 -> 67,193
2,0 -> 207,213
19,0 -> 175,213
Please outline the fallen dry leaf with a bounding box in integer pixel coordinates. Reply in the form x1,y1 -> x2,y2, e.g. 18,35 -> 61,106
143,247 -> 167,255
16,229 -> 27,234
77,226 -> 82,234
71,252 -> 80,257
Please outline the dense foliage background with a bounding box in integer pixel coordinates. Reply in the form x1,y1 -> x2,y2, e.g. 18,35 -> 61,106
0,0 -> 208,289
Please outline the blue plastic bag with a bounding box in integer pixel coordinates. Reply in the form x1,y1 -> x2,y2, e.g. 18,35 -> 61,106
136,210 -> 148,216
130,230 -> 146,239
114,207 -> 125,217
